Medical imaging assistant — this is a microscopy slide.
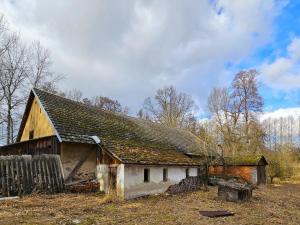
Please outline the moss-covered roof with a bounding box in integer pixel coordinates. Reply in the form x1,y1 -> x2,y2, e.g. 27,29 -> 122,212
212,155 -> 268,166
18,89 -> 208,166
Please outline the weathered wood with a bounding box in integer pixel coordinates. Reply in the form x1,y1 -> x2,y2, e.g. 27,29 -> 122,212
16,157 -> 21,196
53,155 -> 64,192
46,156 -> 53,193
39,158 -> 47,190
0,158 -> 5,195
44,155 -> 51,191
0,136 -> 60,156
22,156 -> 28,194
10,158 -> 15,194
32,158 -> 37,192
218,180 -> 254,202
0,154 -> 65,197
25,155 -> 33,194
38,155 -> 45,190
28,156 -> 34,193
6,158 -> 10,196
49,157 -> 57,192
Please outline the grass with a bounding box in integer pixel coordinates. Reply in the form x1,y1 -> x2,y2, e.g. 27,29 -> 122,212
0,184 -> 299,225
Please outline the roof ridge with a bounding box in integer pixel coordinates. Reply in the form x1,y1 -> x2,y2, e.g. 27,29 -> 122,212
33,88 -> 130,118
33,88 -> 202,139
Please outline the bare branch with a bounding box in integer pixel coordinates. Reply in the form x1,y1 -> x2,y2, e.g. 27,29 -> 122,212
143,85 -> 198,129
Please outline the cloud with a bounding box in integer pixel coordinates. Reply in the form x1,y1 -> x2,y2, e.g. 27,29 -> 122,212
0,0 -> 280,113
260,37 -> 300,90
260,107 -> 300,121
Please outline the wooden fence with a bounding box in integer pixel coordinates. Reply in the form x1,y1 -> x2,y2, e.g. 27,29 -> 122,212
0,154 -> 65,197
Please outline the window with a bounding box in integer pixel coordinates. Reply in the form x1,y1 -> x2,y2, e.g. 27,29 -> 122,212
186,168 -> 189,178
163,168 -> 168,182
144,168 -> 150,182
29,130 -> 34,140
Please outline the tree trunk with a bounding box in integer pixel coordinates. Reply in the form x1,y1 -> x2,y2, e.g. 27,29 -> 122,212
6,97 -> 12,144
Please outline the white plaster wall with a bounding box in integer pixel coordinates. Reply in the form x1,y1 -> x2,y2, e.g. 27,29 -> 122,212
117,164 -> 125,197
96,164 -> 109,192
123,165 -> 199,199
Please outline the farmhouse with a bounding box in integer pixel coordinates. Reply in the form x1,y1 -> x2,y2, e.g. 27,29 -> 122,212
209,155 -> 268,185
0,89 -> 208,199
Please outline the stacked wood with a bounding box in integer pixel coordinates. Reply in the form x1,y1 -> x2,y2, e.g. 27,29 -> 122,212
67,180 -> 99,193
0,154 -> 65,197
166,177 -> 207,194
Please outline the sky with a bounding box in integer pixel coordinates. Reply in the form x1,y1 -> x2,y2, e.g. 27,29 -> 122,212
1,0 -> 300,118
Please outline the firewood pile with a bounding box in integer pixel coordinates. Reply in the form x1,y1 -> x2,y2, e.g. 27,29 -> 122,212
166,177 -> 206,194
67,180 -> 99,193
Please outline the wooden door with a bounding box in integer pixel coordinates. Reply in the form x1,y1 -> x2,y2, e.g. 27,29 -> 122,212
257,166 -> 266,185
109,166 -> 117,193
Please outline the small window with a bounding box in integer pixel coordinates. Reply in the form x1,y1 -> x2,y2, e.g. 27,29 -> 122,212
144,168 -> 150,182
29,130 -> 34,140
186,168 -> 189,178
163,168 -> 168,182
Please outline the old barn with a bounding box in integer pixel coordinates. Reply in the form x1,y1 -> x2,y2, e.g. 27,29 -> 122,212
209,155 -> 268,185
0,89 -> 208,199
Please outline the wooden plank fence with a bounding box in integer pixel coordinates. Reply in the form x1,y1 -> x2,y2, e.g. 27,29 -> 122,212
0,154 -> 65,197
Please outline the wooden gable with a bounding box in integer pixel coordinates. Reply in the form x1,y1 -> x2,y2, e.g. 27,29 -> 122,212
19,95 -> 55,141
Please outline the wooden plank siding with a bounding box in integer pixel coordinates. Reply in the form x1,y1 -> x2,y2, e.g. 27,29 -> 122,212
20,96 -> 55,142
0,136 -> 60,156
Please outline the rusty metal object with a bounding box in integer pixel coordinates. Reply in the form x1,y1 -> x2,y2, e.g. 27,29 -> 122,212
199,210 -> 234,217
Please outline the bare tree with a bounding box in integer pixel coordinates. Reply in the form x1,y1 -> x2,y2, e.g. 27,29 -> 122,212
143,86 -> 197,129
0,15 -> 12,144
92,96 -> 129,114
231,70 -> 263,148
27,41 -> 63,91
0,34 -> 29,144
137,109 -> 150,120
66,89 -> 83,102
0,15 -> 62,144
207,70 -> 264,155
207,87 -> 240,155
82,97 -> 93,106
0,15 -> 14,58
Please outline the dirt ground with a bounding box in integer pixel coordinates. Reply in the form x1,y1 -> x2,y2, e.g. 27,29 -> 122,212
0,184 -> 299,225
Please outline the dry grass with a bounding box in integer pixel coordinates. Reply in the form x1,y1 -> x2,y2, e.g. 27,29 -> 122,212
0,184 -> 299,225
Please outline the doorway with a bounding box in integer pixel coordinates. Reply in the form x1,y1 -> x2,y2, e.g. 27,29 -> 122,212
108,166 -> 117,193
257,166 -> 266,185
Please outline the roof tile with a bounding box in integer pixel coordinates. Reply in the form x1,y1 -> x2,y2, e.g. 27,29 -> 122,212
33,88 -> 206,165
